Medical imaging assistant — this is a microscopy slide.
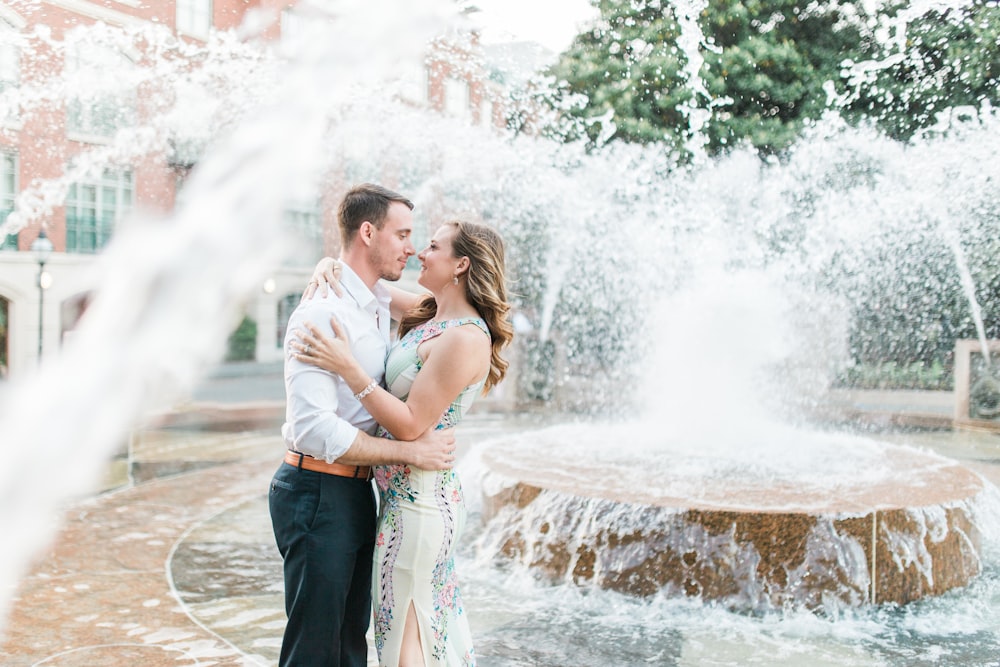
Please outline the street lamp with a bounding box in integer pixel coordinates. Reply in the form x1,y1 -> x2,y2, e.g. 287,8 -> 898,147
30,228 -> 53,360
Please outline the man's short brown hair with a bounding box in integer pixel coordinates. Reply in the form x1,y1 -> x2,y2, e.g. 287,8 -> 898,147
337,183 -> 414,246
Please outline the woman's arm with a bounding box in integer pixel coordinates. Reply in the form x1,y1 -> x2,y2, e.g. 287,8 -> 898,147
294,318 -> 489,441
306,258 -> 426,320
372,327 -> 489,439
386,284 -> 426,322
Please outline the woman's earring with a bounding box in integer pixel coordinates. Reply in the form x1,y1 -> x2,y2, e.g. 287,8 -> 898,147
453,275 -> 459,286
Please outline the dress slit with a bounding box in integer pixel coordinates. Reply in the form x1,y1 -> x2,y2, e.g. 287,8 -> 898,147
401,599 -> 428,666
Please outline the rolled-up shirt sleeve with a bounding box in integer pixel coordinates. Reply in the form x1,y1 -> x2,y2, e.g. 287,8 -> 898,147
282,362 -> 359,462
280,288 -> 384,464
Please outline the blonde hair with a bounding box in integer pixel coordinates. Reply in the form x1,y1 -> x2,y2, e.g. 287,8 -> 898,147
399,221 -> 513,392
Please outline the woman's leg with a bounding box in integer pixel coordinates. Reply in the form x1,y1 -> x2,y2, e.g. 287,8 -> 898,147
397,601 -> 425,667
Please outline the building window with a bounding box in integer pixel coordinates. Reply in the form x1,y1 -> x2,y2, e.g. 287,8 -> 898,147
65,169 -> 133,254
444,77 -> 471,120
480,97 -> 494,127
65,44 -> 135,139
0,296 -> 8,380
277,293 -> 299,348
280,7 -> 306,45
0,151 -> 16,250
283,197 -> 323,266
280,6 -> 337,49
0,20 -> 19,124
399,61 -> 427,105
177,0 -> 212,38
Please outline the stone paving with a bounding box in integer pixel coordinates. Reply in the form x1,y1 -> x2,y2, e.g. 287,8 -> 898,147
0,427 -> 282,666
2,372 -> 1000,666
0,407 -> 539,667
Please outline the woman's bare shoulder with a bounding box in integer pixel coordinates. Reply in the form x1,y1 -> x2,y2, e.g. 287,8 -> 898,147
432,322 -> 491,363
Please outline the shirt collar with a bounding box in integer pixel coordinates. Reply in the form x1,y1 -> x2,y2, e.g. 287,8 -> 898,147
340,262 -> 390,312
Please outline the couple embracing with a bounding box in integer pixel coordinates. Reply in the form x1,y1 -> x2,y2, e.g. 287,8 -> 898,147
269,183 -> 513,667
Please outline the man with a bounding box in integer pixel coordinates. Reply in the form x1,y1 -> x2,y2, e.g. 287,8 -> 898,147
269,183 -> 456,666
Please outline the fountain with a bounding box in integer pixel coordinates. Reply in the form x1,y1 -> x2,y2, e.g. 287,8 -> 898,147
475,253 -> 997,612
1,0 -> 1000,663
476,425 -> 986,611
464,0 -> 1000,613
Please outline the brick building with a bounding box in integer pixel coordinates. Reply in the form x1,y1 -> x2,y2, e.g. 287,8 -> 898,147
0,0 -> 514,379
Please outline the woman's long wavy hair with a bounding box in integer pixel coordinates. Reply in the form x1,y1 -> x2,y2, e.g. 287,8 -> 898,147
398,220 -> 513,393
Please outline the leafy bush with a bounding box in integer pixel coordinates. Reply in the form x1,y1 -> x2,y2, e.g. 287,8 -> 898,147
226,315 -> 257,362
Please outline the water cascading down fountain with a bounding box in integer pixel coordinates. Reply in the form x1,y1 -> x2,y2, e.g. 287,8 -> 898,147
476,424 -> 986,611
475,270 -> 995,613
473,204 -> 1000,613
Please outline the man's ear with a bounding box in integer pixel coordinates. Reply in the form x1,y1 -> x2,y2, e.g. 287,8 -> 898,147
360,221 -> 377,245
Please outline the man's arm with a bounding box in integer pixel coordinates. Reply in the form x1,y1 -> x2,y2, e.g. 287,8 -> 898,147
335,426 -> 456,470
283,299 -> 368,463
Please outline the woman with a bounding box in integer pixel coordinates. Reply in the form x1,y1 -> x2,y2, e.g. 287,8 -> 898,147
293,220 -> 512,667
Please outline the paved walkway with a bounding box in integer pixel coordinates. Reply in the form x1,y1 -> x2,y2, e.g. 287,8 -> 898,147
2,362 -> 1000,666
0,428 -> 282,666
0,404 -> 536,667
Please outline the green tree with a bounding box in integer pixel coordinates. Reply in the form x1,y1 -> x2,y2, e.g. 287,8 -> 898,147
545,0 -> 1000,156
548,0 -> 863,156
842,0 -> 1000,140
699,0 -> 857,155
545,0 -> 692,153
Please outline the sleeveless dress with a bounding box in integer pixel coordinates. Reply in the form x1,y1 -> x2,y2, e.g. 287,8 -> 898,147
372,317 -> 489,667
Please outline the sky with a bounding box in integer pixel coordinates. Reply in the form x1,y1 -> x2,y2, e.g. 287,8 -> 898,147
470,0 -> 600,54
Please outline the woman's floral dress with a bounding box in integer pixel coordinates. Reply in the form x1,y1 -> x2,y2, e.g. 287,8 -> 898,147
372,317 -> 488,667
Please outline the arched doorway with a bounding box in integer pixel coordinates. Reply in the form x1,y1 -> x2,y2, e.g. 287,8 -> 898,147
277,293 -> 299,349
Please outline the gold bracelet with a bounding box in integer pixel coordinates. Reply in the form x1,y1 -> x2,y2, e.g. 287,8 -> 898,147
354,379 -> 378,401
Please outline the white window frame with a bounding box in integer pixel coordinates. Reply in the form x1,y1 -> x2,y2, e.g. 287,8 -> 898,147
444,77 -> 471,121
398,60 -> 428,105
480,96 -> 494,127
0,19 -> 20,126
283,196 -> 323,266
280,7 -> 305,46
64,42 -> 135,141
0,151 -> 16,250
64,169 -> 133,254
177,0 -> 212,39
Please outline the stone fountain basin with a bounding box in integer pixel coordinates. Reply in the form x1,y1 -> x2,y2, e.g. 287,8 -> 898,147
478,423 -> 987,611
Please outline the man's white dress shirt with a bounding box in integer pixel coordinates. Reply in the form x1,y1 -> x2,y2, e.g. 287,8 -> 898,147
281,264 -> 392,463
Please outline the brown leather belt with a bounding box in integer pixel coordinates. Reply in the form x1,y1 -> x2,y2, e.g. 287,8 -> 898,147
284,450 -> 373,481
